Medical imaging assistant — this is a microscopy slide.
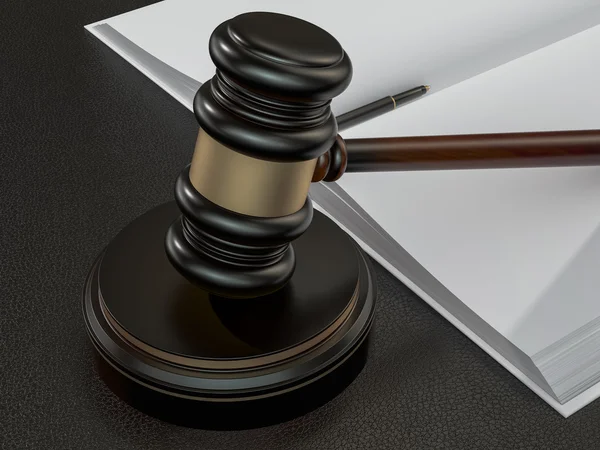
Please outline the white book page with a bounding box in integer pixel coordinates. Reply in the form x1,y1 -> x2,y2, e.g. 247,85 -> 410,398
339,23 -> 600,356
88,0 -> 600,115
313,201 -> 600,418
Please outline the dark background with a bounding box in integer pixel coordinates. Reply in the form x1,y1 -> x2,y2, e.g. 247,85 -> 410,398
2,1 -> 599,448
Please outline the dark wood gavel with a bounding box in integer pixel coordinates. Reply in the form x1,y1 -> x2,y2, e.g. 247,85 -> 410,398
313,129 -> 600,182
83,11 -> 600,427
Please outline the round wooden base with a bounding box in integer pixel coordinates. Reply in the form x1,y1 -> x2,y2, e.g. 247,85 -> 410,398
83,201 -> 376,429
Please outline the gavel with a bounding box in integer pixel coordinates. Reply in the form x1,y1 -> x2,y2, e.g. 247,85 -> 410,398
83,11 -> 600,429
313,130 -> 600,181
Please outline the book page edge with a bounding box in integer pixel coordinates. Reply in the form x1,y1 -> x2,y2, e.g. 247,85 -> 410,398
313,201 -> 600,418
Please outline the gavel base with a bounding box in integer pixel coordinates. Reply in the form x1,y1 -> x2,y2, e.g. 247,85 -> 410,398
82,201 -> 376,429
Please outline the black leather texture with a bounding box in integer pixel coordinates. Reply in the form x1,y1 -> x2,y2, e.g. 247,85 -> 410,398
2,1 -> 600,448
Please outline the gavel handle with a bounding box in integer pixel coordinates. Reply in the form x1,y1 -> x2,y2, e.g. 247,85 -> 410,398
312,130 -> 600,182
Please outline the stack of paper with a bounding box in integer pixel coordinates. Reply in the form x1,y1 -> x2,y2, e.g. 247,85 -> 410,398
86,0 -> 600,417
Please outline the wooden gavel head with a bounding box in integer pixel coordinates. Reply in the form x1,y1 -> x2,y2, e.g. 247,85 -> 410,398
83,10 -> 600,428
84,12 -> 376,426
165,12 -> 353,298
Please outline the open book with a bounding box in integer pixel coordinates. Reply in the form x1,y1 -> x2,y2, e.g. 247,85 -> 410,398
86,0 -> 600,417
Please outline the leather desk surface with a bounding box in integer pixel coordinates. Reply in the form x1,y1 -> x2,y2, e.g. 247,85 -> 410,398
2,1 -> 600,448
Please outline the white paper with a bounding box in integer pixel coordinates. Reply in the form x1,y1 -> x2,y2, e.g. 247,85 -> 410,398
339,23 -> 600,356
312,201 -> 600,418
87,0 -> 600,114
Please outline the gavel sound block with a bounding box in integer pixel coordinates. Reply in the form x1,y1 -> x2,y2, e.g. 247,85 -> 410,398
83,12 -> 376,428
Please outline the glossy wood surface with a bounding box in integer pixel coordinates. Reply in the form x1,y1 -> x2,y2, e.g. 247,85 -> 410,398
343,129 -> 600,172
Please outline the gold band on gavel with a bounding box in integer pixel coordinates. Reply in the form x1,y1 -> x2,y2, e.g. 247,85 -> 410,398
188,129 -> 317,218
